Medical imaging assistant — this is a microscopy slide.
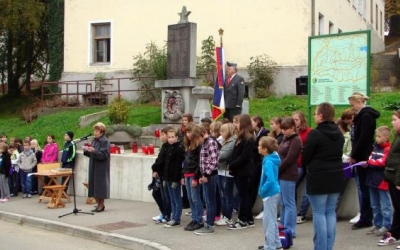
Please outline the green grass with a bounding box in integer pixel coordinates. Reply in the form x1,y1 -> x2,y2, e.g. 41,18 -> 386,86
0,92 -> 398,147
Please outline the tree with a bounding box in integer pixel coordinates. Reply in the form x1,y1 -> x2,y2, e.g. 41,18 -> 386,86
0,0 -> 47,95
386,0 -> 400,36
247,54 -> 279,98
196,36 -> 216,86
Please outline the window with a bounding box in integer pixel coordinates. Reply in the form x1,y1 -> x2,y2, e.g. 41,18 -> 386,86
92,23 -> 111,64
380,11 -> 383,35
329,22 -> 334,34
319,13 -> 324,35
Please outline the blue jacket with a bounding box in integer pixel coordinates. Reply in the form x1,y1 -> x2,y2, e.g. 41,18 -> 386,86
258,152 -> 281,199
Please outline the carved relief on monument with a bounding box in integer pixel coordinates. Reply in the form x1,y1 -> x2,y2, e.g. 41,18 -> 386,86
163,90 -> 185,120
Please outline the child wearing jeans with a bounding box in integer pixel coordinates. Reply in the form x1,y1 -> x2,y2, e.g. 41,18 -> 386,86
17,140 -> 37,198
151,126 -> 173,224
8,143 -> 20,197
361,126 -> 392,236
163,128 -> 185,228
258,136 -> 282,250
0,143 -> 12,202
195,125 -> 220,235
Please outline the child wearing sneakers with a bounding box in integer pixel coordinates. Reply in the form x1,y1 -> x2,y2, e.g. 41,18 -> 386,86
361,126 -> 392,237
195,125 -> 220,235
151,126 -> 173,224
163,128 -> 185,228
0,143 -> 12,202
258,136 -> 282,250
182,123 -> 204,231
17,140 -> 37,198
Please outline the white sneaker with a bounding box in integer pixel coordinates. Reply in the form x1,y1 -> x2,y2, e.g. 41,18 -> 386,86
349,213 -> 360,224
152,214 -> 163,221
215,216 -> 228,226
255,211 -> 264,220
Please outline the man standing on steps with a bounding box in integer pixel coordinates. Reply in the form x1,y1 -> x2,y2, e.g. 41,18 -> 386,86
223,62 -> 245,122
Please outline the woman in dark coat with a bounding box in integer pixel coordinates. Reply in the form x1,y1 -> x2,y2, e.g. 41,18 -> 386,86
302,102 -> 344,250
83,122 -> 110,212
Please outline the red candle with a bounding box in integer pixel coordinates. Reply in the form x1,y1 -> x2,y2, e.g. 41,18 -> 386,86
142,145 -> 148,154
132,142 -> 138,153
154,129 -> 160,138
148,144 -> 155,155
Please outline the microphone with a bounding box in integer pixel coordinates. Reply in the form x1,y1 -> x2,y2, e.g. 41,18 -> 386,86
78,133 -> 92,141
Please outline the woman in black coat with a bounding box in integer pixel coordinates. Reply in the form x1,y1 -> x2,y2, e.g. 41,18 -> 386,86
302,102 -> 344,250
83,122 -> 110,212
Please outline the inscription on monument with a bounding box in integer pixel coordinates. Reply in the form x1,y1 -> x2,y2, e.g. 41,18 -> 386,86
167,23 -> 197,79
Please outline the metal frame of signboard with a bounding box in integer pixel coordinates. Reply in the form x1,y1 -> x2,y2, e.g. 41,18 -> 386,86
307,30 -> 371,125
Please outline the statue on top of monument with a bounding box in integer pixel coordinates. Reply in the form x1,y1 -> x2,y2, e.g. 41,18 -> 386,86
178,6 -> 191,24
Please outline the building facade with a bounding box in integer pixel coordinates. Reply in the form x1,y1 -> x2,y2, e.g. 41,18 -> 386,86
63,0 -> 385,98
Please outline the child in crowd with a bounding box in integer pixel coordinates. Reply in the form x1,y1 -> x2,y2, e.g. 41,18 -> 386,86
42,135 -> 59,163
179,113 -> 193,209
195,125 -> 220,235
1,134 -> 7,143
163,128 -> 185,228
179,113 -> 193,142
293,111 -> 312,224
14,138 -> 23,153
258,136 -> 282,250
8,144 -> 20,197
232,115 -> 240,135
30,139 -> 42,195
362,126 -> 392,236
210,121 -> 223,144
252,115 -> 270,220
228,114 -> 256,230
277,117 -> 302,237
215,123 -> 236,226
152,126 -> 173,224
269,117 -> 284,145
61,131 -> 76,190
0,143 -> 11,202
182,123 -> 204,231
18,140 -> 37,198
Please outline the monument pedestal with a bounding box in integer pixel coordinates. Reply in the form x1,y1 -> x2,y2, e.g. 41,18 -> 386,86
192,86 -> 214,123
155,78 -> 201,123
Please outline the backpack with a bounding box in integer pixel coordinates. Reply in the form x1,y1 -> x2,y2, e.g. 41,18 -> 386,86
279,225 -> 293,249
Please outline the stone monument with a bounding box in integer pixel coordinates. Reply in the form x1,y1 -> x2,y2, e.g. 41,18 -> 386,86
155,6 -> 201,124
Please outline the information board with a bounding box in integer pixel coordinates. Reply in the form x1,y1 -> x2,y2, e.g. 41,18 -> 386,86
308,30 -> 370,106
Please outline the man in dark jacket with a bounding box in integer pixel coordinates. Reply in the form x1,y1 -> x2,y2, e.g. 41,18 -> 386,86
348,92 -> 381,230
223,62 -> 245,122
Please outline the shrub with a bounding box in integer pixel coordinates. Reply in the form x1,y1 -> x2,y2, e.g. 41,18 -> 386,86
107,98 -> 129,124
106,124 -> 142,138
247,54 -> 279,98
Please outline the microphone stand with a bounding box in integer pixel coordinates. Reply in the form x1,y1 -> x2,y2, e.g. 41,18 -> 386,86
59,136 -> 94,218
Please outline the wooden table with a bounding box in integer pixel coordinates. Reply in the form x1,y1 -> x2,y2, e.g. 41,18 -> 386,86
34,170 -> 72,208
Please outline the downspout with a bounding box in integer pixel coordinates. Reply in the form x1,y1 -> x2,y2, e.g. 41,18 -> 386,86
311,0 -> 315,36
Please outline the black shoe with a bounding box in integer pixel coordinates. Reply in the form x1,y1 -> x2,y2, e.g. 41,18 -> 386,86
95,206 -> 105,213
184,221 -> 195,231
352,221 -> 372,230
191,222 -> 204,231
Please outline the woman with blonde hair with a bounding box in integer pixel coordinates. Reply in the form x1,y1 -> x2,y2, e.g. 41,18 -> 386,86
83,122 -> 110,212
30,139 -> 42,195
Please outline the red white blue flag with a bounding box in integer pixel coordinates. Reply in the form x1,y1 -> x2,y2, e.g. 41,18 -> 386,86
212,47 -> 225,120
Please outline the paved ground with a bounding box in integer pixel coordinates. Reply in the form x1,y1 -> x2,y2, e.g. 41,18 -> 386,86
0,195 -> 393,250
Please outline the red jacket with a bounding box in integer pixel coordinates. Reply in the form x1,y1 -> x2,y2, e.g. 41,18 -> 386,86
366,141 -> 391,190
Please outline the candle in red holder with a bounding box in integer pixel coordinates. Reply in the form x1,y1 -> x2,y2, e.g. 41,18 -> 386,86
148,144 -> 155,155
116,146 -> 121,154
142,144 -> 148,154
132,142 -> 138,153
154,129 -> 160,138
110,144 -> 116,154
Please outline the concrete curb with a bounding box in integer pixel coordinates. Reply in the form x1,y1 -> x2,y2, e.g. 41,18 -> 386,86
0,211 -> 172,250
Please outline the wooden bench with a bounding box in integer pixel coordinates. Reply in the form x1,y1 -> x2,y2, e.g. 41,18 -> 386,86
82,182 -> 97,204
44,185 -> 66,209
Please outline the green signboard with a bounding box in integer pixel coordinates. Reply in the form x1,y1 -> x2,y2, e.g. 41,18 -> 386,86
308,30 -> 371,106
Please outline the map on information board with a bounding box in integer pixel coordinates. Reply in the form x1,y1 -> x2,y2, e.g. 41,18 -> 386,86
308,30 -> 370,106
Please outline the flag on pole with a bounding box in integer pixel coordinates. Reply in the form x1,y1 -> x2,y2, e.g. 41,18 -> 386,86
212,47 -> 225,120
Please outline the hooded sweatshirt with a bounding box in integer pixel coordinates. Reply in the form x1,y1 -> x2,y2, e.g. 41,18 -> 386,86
302,121 -> 345,195
18,150 -> 37,172
258,151 -> 281,199
351,106 -> 380,161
